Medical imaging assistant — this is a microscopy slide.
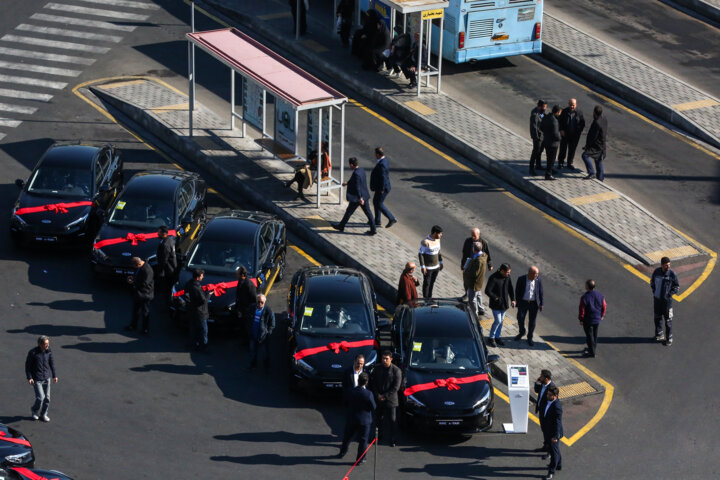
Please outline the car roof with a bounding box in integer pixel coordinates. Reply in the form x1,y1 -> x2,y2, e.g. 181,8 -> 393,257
122,170 -> 193,199
304,268 -> 367,304
201,213 -> 262,242
411,302 -> 474,337
41,144 -> 102,168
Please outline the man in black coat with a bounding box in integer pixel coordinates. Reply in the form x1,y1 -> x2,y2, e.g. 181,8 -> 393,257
339,372 -> 376,463
533,369 -> 556,454
401,32 -> 427,89
461,227 -> 492,273
557,98 -> 585,169
288,0 -> 307,36
371,350 -> 401,446
514,266 -> 544,346
25,335 -> 58,422
248,294 -> 275,370
541,105 -> 562,180
529,99 -> 547,175
332,157 -> 376,235
364,16 -> 391,71
336,0 -> 354,47
582,105 -> 609,181
370,146 -> 397,229
235,266 -> 257,343
540,386 -> 563,479
156,226 -> 177,300
342,354 -> 366,401
125,256 -> 154,334
484,263 -> 515,347
185,268 -> 211,352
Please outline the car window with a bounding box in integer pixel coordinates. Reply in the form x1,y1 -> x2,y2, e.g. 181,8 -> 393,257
108,196 -> 174,228
408,336 -> 485,372
299,302 -> 372,335
258,223 -> 275,264
27,166 -> 92,198
177,182 -> 194,216
95,151 -> 111,186
187,239 -> 255,274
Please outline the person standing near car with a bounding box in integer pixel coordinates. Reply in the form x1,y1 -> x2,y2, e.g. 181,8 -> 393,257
534,369 -> 555,456
371,350 -> 401,447
124,256 -> 154,334
248,294 -> 275,371
338,372 -> 376,464
25,336 -> 57,422
186,268 -> 211,352
485,263 -> 515,347
540,386 -> 563,479
418,225 -> 443,299
235,266 -> 257,344
463,242 -> 488,318
156,226 -> 177,302
342,354 -> 366,400
396,262 -> 419,306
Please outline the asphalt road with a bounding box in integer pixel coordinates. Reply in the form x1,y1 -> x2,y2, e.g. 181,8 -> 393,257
0,0 -> 719,479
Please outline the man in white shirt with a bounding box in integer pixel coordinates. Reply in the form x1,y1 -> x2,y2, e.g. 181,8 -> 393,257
342,354 -> 366,400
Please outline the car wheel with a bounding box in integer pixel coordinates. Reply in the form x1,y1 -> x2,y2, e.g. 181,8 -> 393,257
277,251 -> 287,281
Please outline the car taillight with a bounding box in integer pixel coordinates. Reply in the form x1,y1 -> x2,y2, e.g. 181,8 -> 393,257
459,31 -> 465,49
533,22 -> 541,40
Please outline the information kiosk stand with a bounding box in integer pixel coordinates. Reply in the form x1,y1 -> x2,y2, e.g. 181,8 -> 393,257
503,364 -> 529,434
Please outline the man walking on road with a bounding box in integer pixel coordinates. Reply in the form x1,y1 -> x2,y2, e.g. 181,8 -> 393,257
651,256 -> 680,346
463,242 -> 488,317
529,99 -> 547,175
396,262 -> 419,306
578,279 -> 606,357
541,105 -> 562,180
514,266 -> 544,346
541,386 -> 563,480
370,147 -> 397,229
485,263 -> 515,347
25,336 -> 57,422
418,225 -> 443,299
371,350 -> 401,447
125,256 -> 154,334
338,372 -> 376,464
534,369 -> 555,455
557,98 -> 585,169
582,105 -> 608,181
248,294 -> 275,370
461,228 -> 493,273
332,157 -> 377,235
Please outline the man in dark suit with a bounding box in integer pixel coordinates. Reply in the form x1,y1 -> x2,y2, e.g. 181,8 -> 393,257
529,99 -> 547,175
541,105 -> 562,180
339,372 -> 376,463
248,294 -> 275,370
370,147 -> 397,229
125,256 -> 154,334
185,268 -> 212,352
534,370 -> 556,454
582,105 -> 609,181
235,266 -> 257,344
540,386 -> 563,479
156,226 -> 177,301
342,354 -> 366,400
371,350 -> 401,447
332,157 -> 377,235
557,98 -> 585,169
514,266 -> 544,346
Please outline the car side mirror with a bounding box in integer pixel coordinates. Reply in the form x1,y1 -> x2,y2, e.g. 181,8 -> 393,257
15,179 -> 24,189
377,318 -> 390,330
487,354 -> 500,364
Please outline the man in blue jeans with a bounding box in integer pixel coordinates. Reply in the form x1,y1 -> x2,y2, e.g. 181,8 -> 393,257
248,294 -> 275,370
25,335 -> 58,422
485,263 -> 515,347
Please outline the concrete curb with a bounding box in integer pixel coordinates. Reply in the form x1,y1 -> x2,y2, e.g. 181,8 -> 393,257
673,0 -> 720,23
542,15 -> 720,150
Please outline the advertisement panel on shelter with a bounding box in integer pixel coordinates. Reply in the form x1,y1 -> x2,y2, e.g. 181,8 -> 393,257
275,98 -> 296,153
306,109 -> 330,158
242,78 -> 264,131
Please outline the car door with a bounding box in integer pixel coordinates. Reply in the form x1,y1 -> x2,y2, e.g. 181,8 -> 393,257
93,150 -> 113,207
256,222 -> 275,289
108,146 -> 123,192
175,181 -> 194,252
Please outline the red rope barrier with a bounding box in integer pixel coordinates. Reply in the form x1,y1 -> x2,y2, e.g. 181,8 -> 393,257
342,436 -> 377,480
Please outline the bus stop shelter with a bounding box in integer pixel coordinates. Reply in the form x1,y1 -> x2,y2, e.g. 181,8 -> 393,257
186,28 -> 348,207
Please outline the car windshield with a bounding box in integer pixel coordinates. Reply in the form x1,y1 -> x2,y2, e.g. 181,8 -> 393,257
108,196 -> 174,228
27,166 -> 92,198
409,336 -> 485,372
187,239 -> 255,274
299,302 -> 372,335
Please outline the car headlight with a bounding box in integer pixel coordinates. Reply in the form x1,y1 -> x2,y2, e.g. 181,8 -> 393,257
473,390 -> 491,411
406,394 -> 426,409
93,247 -> 109,261
296,358 -> 316,375
365,350 -> 378,367
66,213 -> 89,230
146,254 -> 157,264
5,450 -> 32,464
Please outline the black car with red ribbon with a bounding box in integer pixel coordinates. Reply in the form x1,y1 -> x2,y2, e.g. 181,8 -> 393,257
91,170 -> 206,277
287,266 -> 388,391
392,300 -> 499,434
170,210 -> 286,327
1,467 -> 73,480
10,143 -> 122,246
0,424 -> 34,468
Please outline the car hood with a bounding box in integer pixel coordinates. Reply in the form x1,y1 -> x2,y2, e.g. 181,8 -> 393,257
14,192 -> 91,227
175,269 -> 238,309
94,224 -> 161,262
295,334 -> 376,372
0,424 -> 32,456
404,369 -> 491,410
9,467 -> 72,480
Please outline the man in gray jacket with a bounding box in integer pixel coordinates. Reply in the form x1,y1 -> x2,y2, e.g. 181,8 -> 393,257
650,256 -> 680,346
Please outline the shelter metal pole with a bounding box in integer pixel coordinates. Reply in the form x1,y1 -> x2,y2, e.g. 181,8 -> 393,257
230,69 -> 235,130
188,41 -> 194,137
262,90 -> 267,137
328,107 -> 333,184
340,103 -> 345,205
403,13 -> 406,33
296,0 -> 301,40
191,1 -> 195,32
333,0 -> 338,33
316,108 -> 322,208
417,16 -> 422,97
438,16 -> 443,94
426,19 -> 431,88
294,109 -> 299,158
241,76 -> 246,138
390,8 -> 395,38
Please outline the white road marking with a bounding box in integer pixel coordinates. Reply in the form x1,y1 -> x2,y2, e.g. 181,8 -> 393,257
0,102 -> 38,114
1,35 -> 111,54
73,0 -> 160,10
0,47 -> 95,65
16,24 -> 123,43
44,3 -> 149,21
0,60 -> 81,77
0,73 -> 67,89
0,118 -> 22,128
30,13 -> 136,32
0,88 -> 53,102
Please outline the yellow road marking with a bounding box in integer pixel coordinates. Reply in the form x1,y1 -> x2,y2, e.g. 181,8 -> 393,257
257,12 -> 291,20
404,100 -> 436,115
289,244 -> 321,266
673,98 -> 719,111
149,102 -> 189,112
568,191 -> 621,205
645,245 -> 700,264
669,226 -> 717,301
98,79 -> 147,89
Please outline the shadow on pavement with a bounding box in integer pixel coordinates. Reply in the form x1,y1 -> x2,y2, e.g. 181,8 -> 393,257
7,324 -> 107,337
215,430 -> 338,448
210,453 -> 339,466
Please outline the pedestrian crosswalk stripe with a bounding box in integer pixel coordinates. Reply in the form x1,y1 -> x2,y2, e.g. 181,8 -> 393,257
0,88 -> 53,102
0,118 -> 22,128
1,34 -> 111,54
0,73 -> 67,90
16,24 -> 123,43
0,102 -> 38,114
0,60 -> 81,77
30,13 -> 136,32
73,0 -> 160,10
44,3 -> 150,21
0,47 -> 95,65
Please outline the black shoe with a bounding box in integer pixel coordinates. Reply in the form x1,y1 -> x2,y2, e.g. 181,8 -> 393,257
528,339 -> 535,346
331,223 -> 344,232
357,458 -> 367,464
583,174 -> 593,180
582,351 -> 595,358
567,163 -> 574,169
495,338 -> 505,346
408,82 -> 417,88
389,442 -> 396,447
542,454 -> 549,460
386,219 -> 397,228
487,338 -> 497,347
545,175 -> 556,180
365,230 -> 377,235
557,465 -> 563,471
557,163 -> 564,169
545,474 -> 554,480
530,169 -> 536,176
514,334 -> 523,341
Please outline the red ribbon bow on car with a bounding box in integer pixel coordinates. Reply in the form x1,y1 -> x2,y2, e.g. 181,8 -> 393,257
0,431 -> 32,447
10,467 -> 59,480
293,339 -> 379,360
404,373 -> 490,396
93,229 -> 176,249
172,280 -> 239,297
15,201 -> 93,216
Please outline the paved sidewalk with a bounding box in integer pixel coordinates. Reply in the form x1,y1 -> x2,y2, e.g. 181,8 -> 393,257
542,13 -> 720,149
89,77 -> 604,402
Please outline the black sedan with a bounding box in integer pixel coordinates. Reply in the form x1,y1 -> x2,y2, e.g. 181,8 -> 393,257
170,210 -> 287,327
392,300 -> 498,434
1,467 -> 73,480
10,143 -> 122,246
0,424 -> 33,468
287,266 -> 387,391
91,170 -> 206,276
